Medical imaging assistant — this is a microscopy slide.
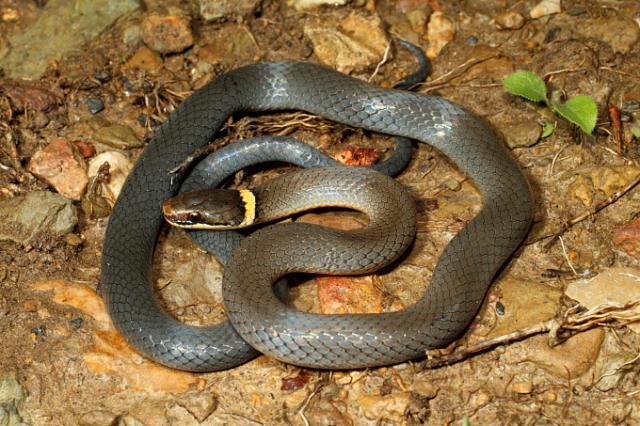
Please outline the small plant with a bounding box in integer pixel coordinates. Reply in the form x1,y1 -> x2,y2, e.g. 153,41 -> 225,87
503,70 -> 598,136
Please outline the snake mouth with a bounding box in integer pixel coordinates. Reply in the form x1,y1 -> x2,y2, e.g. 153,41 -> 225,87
162,188 -> 256,230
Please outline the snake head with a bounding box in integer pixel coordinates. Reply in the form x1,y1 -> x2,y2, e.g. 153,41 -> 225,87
162,188 -> 256,229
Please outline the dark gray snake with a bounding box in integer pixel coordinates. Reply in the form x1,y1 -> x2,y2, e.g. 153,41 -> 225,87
100,61 -> 533,371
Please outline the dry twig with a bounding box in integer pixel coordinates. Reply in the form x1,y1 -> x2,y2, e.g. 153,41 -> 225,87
423,300 -> 640,369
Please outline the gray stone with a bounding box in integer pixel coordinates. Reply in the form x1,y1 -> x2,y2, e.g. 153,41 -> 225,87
92,124 -> 143,150
198,0 -> 262,21
85,98 -> 104,115
0,191 -> 77,246
0,0 -> 140,79
0,373 -> 27,426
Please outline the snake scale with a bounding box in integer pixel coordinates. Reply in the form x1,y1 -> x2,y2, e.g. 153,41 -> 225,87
100,61 -> 533,371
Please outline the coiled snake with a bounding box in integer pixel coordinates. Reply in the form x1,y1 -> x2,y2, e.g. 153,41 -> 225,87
100,61 -> 533,371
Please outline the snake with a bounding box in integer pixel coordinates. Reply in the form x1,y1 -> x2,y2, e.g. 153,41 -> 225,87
100,55 -> 533,371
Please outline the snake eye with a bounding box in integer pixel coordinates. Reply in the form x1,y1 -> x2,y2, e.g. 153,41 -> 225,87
188,212 -> 200,221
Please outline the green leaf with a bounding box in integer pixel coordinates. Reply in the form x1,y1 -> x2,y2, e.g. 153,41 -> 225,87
462,417 -> 472,426
552,95 -> 598,134
631,127 -> 640,139
541,121 -> 556,138
503,71 -> 548,103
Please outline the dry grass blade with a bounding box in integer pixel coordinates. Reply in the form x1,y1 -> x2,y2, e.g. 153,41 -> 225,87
417,54 -> 500,93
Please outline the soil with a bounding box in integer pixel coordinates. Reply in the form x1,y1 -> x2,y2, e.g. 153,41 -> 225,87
1,0 -> 640,425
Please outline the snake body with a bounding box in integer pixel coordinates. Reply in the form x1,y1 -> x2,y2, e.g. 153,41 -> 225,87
100,61 -> 533,371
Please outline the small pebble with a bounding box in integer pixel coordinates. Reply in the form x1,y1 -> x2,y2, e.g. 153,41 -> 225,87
511,380 -> 533,394
465,35 -> 478,45
442,178 -> 461,191
543,27 -> 561,43
69,318 -> 84,329
94,69 -> 111,83
495,11 -> 525,30
31,325 -> 46,337
530,0 -> 562,19
142,12 -> 193,54
85,97 -> 104,114
32,111 -> 49,128
64,233 -> 83,247
495,301 -> 505,315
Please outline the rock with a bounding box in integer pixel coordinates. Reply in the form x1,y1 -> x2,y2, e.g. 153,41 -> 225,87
0,0 -> 140,79
426,11 -> 455,58
466,35 -> 479,45
122,24 -> 142,47
495,11 -> 525,30
1,8 -> 19,22
306,399 -> 352,426
578,17 -> 639,54
0,80 -> 63,112
87,151 -> 133,201
72,140 -> 96,159
0,373 -> 27,426
594,348 -> 638,391
567,175 -> 594,208
486,278 -> 562,338
198,0 -> 262,21
334,145 -> 380,166
565,268 -> 640,333
173,392 -> 217,422
281,371 -> 312,391
31,280 -> 200,393
161,250 -> 224,310
509,379 -> 533,394
115,415 -> 146,426
409,376 -> 439,398
94,69 -> 112,83
141,12 -> 194,54
304,11 -> 390,73
289,0 -> 350,11
612,218 -> 640,259
523,328 -> 604,378
196,24 -> 260,68
85,97 -> 104,114
501,121 -> 541,148
589,165 -> 640,198
442,178 -> 461,191
0,192 -> 77,246
124,46 -> 163,72
0,373 -> 25,407
316,276 -> 383,314
79,410 -> 118,426
530,0 -> 561,19
27,139 -> 89,200
358,392 -> 411,420
392,1 -> 432,36
470,390 -> 491,407
32,111 -> 50,129
92,124 -> 143,150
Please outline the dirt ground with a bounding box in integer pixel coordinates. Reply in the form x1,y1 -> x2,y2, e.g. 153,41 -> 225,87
1,0 -> 640,425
